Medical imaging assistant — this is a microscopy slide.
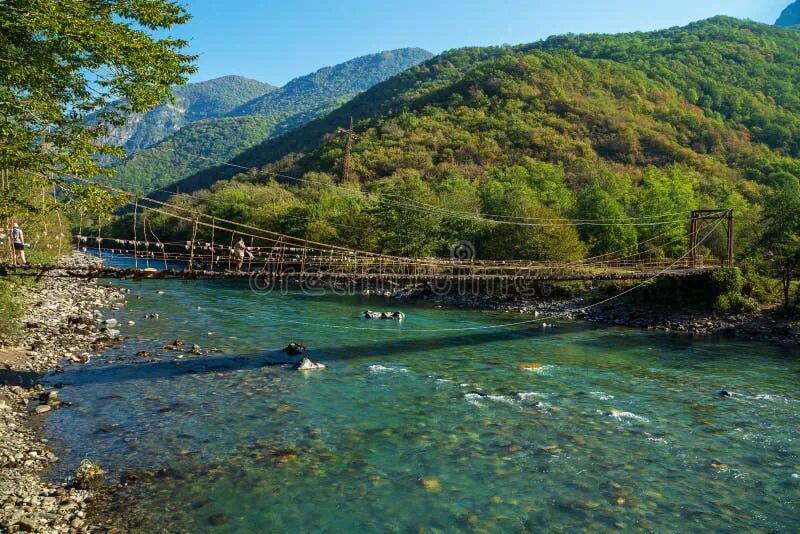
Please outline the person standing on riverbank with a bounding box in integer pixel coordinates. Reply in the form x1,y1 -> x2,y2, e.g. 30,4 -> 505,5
10,223 -> 26,265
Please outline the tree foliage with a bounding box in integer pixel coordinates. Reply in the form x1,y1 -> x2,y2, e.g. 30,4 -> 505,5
759,176 -> 800,307
0,0 -> 196,176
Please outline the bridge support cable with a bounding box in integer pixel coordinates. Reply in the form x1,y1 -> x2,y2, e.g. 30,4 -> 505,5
46,174 -> 737,284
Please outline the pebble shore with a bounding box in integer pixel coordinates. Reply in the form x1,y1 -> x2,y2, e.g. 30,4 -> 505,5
1,254 -> 126,533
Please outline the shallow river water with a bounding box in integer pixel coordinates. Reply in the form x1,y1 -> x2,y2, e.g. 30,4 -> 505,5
42,265 -> 799,532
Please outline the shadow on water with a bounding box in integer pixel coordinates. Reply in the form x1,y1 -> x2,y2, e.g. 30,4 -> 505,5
49,325 -> 561,386
0,368 -> 41,388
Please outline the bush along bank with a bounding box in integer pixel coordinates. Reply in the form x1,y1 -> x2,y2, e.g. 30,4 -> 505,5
0,253 -> 128,533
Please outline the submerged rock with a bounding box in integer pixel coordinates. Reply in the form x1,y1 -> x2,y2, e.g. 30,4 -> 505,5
420,478 -> 441,492
74,460 -> 105,491
207,513 -> 227,526
297,358 -> 326,371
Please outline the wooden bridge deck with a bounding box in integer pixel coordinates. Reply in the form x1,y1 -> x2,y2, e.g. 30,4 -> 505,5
0,261 -> 717,284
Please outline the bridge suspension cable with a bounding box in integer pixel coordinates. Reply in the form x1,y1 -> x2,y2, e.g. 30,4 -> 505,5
57,172 -> 719,273
251,217 -> 727,333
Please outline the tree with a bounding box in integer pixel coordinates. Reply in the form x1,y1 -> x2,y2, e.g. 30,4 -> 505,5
760,177 -> 800,309
374,170 -> 442,257
0,0 -> 196,177
480,178 -> 586,261
637,166 -> 699,257
575,185 -> 637,257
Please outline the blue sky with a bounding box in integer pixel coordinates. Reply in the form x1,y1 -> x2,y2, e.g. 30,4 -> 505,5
175,0 -> 790,86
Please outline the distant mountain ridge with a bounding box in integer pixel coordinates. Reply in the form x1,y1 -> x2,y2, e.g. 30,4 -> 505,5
103,75 -> 275,153
230,48 -> 433,117
107,48 -> 434,194
777,1 -> 800,27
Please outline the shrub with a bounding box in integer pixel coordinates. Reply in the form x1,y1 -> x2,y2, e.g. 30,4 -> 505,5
710,267 -> 744,295
714,291 -> 759,315
741,267 -> 780,305
0,279 -> 24,342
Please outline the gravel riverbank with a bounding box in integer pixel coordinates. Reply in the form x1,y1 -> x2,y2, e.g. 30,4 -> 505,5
1,254 -> 127,533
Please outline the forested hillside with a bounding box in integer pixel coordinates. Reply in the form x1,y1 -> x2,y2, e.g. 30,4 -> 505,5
107,48 -> 433,194
136,17 -> 800,293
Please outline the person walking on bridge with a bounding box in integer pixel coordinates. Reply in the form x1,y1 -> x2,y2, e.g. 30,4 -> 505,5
234,237 -> 254,271
10,222 -> 27,265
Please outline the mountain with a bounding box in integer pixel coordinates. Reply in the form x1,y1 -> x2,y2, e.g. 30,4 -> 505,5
107,48 -> 433,193
776,1 -> 800,27
143,17 -> 800,261
103,75 -> 275,153
168,17 -> 800,195
229,48 -> 435,118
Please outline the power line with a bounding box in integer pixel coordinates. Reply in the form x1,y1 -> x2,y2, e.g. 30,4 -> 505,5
186,152 -> 690,227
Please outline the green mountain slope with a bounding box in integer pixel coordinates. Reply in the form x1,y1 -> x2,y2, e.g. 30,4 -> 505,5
107,115 -> 280,194
776,1 -> 800,27
104,75 -> 275,153
144,17 -> 800,263
108,48 -> 433,194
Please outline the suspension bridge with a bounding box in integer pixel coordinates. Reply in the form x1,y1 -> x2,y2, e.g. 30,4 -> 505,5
1,179 -> 734,292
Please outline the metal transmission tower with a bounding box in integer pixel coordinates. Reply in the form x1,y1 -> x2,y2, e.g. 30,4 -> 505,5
337,116 -> 359,183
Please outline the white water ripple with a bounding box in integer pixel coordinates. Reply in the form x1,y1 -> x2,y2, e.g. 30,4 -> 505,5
608,409 -> 649,423
368,364 -> 409,374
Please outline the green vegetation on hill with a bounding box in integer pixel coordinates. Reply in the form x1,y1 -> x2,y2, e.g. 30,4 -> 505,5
531,18 -> 800,155
107,49 -> 433,194
776,1 -> 800,27
108,115 -> 282,194
128,18 -> 800,308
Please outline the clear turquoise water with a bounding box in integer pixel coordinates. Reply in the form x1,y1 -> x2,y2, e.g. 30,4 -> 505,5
43,276 -> 800,532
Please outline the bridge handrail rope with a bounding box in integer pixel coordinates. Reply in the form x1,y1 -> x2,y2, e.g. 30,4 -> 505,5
78,213 -> 709,272
50,172 -> 725,275
81,232 -> 698,273
103,197 -> 695,273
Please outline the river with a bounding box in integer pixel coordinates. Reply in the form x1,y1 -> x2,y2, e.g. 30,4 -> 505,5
41,257 -> 799,532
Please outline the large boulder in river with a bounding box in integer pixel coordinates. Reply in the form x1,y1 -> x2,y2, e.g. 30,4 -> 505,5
296,358 -> 326,371
283,342 -> 306,355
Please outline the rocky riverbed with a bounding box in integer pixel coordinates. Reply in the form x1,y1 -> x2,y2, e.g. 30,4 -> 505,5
0,253 -> 127,533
